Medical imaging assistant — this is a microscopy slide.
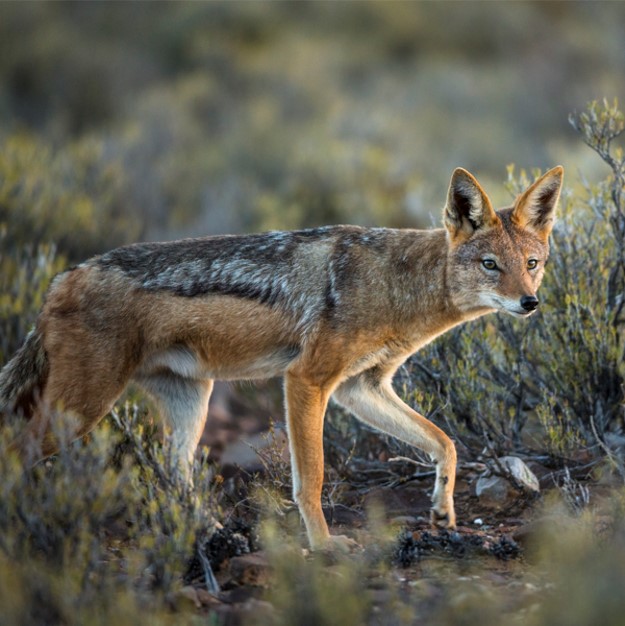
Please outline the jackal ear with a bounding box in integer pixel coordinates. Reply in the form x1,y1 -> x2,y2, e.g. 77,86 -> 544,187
512,166 -> 564,241
444,168 -> 499,241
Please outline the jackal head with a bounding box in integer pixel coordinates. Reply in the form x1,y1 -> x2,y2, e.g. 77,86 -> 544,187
443,166 -> 564,318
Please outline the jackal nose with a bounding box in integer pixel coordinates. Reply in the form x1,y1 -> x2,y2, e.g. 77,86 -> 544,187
520,295 -> 539,312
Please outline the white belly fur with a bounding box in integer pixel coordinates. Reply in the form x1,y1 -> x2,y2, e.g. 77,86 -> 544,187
135,344 -> 299,381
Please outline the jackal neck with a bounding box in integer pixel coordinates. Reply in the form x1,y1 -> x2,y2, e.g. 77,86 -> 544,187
391,228 -> 463,333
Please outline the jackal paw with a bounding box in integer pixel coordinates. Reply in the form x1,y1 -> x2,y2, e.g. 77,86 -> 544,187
430,508 -> 457,530
317,534 -> 361,554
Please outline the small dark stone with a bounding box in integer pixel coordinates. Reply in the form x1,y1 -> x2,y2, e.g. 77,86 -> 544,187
229,552 -> 272,587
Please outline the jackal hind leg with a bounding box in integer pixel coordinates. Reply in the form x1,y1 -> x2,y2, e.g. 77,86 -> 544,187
10,346 -> 129,465
333,372 -> 457,529
137,373 -> 213,484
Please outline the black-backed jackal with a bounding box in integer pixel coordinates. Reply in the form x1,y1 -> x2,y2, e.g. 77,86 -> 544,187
0,166 -> 563,551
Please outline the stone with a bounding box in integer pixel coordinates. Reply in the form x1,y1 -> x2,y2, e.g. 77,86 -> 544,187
498,456 -> 540,492
229,551 -> 272,587
475,475 -> 510,508
196,588 -> 223,607
475,456 -> 539,508
168,586 -> 201,610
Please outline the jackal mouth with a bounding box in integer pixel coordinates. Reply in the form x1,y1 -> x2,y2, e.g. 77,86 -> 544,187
505,307 -> 536,319
488,295 -> 536,318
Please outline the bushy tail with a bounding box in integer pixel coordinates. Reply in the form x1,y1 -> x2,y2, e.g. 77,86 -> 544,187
0,328 -> 49,420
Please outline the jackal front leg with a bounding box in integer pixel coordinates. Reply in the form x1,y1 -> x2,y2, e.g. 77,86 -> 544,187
334,373 -> 457,529
284,373 -> 358,552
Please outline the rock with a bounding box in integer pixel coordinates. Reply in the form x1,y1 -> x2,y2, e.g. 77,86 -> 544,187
168,585 -> 201,610
229,551 -> 272,587
499,456 -> 540,492
196,588 -> 223,607
475,456 -> 539,508
475,475 -> 510,508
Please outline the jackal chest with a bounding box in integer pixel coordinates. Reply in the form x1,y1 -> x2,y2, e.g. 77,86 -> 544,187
342,341 -> 413,379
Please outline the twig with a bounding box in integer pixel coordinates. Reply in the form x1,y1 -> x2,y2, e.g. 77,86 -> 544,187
590,408 -> 625,483
388,456 -> 433,469
197,543 -> 220,595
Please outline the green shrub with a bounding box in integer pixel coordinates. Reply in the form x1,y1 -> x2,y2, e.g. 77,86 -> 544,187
0,133 -> 141,260
0,404 -> 220,624
0,234 -> 63,362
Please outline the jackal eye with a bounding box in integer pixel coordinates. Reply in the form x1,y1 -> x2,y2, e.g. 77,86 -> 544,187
482,259 -> 498,271
527,259 -> 539,270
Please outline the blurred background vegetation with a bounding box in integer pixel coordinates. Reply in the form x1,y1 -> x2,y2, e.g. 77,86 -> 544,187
1,1 -> 624,258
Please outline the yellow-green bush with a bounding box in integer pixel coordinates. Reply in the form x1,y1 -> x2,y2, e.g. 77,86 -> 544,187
3,2 -> 623,247
0,234 -> 63,361
0,406 -> 219,624
0,133 -> 141,260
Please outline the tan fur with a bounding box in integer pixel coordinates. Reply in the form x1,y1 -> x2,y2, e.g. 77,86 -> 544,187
0,166 -> 563,551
